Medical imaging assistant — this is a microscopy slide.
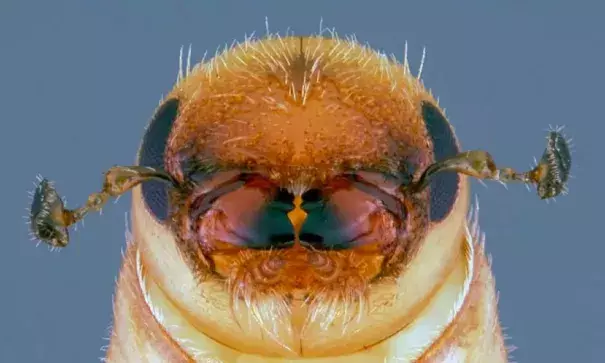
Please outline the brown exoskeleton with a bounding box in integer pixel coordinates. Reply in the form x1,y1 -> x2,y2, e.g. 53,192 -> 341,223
28,32 -> 571,362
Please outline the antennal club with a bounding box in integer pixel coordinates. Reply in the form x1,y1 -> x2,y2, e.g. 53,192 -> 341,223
28,166 -> 177,248
406,129 -> 572,200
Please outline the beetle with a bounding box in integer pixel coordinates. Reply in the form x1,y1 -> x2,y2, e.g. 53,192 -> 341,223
28,31 -> 571,362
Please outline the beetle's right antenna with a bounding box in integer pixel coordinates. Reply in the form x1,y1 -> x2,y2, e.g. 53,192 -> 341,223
406,128 -> 572,200
28,166 -> 178,248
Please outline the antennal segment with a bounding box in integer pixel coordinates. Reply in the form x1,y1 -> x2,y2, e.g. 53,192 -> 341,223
406,129 -> 572,200
28,166 -> 177,247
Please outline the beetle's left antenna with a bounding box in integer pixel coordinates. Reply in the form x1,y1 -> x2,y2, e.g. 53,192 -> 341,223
28,166 -> 177,248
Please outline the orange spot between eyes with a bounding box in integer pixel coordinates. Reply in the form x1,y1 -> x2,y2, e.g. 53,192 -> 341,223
287,195 -> 307,238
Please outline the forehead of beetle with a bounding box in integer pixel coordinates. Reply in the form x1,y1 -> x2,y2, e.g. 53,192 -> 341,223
162,36 -> 441,187
138,36 -> 462,224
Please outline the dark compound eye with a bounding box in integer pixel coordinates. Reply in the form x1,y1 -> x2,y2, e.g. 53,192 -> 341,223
139,98 -> 180,221
421,101 -> 461,222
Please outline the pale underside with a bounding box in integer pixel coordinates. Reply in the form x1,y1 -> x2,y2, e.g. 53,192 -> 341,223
103,186 -> 509,363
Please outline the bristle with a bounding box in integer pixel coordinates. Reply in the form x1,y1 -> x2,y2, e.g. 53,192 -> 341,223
417,46 -> 426,80
178,45 -> 184,82
264,16 -> 270,37
186,44 -> 192,76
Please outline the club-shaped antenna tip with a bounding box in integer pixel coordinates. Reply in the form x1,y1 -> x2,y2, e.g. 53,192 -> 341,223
536,130 -> 572,200
29,178 -> 70,247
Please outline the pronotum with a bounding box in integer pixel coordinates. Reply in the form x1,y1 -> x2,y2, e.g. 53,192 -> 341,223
28,30 -> 571,363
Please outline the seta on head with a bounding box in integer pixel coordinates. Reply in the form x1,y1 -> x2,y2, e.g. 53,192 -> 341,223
27,35 -> 573,250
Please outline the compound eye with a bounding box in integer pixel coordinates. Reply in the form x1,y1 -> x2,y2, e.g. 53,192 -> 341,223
299,173 -> 405,250
192,174 -> 296,249
139,98 -> 180,221
421,102 -> 461,222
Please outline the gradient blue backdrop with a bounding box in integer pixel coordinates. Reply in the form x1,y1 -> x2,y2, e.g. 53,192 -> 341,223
1,1 -> 601,362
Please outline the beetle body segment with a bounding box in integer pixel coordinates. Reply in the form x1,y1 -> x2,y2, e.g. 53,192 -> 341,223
102,35 -> 509,362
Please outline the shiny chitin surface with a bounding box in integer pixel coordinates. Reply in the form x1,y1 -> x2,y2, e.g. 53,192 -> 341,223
105,35 -> 508,362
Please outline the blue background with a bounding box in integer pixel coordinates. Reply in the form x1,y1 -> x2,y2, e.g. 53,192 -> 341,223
1,1 -> 601,362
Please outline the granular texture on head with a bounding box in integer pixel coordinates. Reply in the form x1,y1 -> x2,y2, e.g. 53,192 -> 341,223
163,36 -> 443,191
